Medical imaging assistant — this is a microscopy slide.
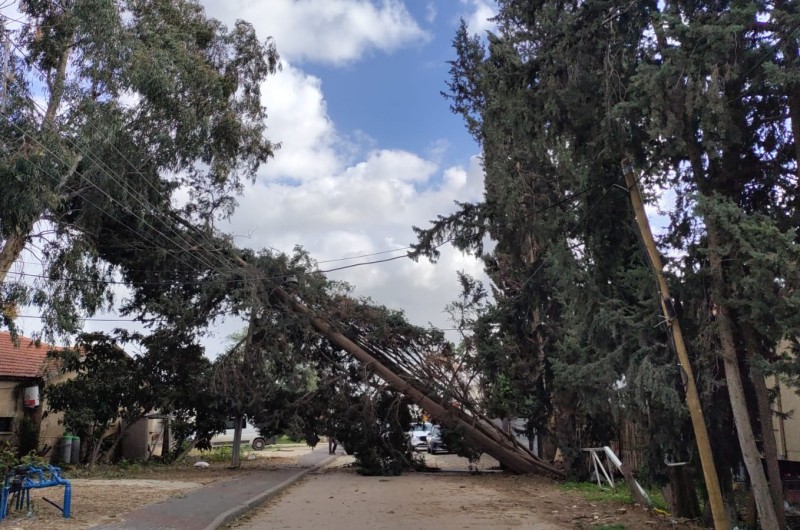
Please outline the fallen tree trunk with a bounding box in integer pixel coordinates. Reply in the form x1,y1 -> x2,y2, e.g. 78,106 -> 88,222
272,287 -> 563,478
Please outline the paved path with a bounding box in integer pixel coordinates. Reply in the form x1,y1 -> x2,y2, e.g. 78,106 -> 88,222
93,450 -> 336,530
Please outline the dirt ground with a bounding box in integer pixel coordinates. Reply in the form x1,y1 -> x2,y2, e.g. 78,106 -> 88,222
0,446 -> 307,529
228,454 -> 699,530
0,447 -> 698,530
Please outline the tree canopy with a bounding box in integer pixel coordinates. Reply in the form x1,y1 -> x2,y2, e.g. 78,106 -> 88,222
413,0 -> 800,525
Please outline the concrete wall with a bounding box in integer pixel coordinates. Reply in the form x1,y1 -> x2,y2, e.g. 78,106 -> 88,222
0,380 -> 22,444
772,374 -> 800,462
120,417 -> 166,461
39,371 -> 72,455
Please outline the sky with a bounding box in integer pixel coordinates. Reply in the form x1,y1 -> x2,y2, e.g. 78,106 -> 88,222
197,0 -> 500,354
10,0 -> 501,355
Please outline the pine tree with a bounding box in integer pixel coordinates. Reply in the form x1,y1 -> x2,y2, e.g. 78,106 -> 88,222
416,1 -> 800,525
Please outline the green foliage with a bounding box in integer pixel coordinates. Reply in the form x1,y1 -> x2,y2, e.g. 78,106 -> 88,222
415,0 -> 800,498
16,415 -> 40,459
335,392 -> 416,476
440,425 -> 483,463
45,331 -> 156,465
561,482 -> 667,512
197,446 -> 234,463
0,441 -> 46,476
1,0 -> 281,339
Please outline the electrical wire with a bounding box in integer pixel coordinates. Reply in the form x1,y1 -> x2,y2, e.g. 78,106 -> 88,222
2,114 -> 224,280
4,35 -> 235,279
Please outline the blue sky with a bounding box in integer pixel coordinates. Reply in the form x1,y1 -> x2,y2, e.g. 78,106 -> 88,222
300,3 -> 479,165
185,0 -> 500,353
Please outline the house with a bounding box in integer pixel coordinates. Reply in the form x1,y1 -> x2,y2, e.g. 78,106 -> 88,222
0,331 -> 68,457
772,375 -> 800,464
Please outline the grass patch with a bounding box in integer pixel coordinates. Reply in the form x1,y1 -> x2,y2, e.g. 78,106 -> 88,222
591,525 -> 626,530
561,481 -> 633,504
560,481 -> 667,511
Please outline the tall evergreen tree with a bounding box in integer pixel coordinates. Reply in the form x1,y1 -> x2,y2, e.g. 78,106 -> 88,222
416,1 -> 800,525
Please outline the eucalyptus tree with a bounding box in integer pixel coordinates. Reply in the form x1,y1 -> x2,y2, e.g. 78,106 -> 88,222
0,0 -> 279,337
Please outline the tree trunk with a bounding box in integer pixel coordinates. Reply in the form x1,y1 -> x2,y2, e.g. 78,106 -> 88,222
103,414 -> 136,464
0,38 -> 75,288
173,437 -> 198,463
742,324 -> 785,528
0,230 -> 28,286
161,418 -> 170,459
230,414 -> 243,468
665,464 -> 702,519
272,287 -> 563,477
706,223 -> 780,530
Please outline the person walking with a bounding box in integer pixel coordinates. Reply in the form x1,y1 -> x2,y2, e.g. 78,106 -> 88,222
328,435 -> 338,455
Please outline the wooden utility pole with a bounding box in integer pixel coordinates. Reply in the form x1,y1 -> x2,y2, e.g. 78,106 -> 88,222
621,161 -> 730,530
270,286 -> 564,477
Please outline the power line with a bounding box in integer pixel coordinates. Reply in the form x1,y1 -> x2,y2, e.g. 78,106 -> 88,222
1,116 -> 222,280
15,314 -> 164,323
3,35 -> 238,280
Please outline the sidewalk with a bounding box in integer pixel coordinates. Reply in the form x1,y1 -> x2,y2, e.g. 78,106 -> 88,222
93,449 -> 337,530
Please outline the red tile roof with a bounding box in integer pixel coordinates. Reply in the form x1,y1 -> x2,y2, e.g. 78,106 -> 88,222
0,332 -> 61,379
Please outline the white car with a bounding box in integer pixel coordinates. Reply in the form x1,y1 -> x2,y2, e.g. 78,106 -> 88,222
407,422 -> 432,450
210,420 -> 269,450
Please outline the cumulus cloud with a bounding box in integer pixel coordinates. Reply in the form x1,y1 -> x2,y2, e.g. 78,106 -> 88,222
221,58 -> 488,342
203,0 -> 430,65
260,64 -> 343,181
460,0 -> 498,35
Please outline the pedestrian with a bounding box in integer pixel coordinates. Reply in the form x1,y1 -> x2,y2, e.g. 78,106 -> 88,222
328,435 -> 338,455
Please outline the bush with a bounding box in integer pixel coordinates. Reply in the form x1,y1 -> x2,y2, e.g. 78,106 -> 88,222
0,441 -> 46,476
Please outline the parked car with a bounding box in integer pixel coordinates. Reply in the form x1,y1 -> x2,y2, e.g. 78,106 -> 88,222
210,420 -> 270,450
426,425 -> 450,454
407,422 -> 432,450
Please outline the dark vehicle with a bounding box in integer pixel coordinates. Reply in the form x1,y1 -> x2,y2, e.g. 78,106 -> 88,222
426,425 -> 450,454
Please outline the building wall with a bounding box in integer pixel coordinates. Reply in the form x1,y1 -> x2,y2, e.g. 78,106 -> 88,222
0,380 -> 23,442
39,371 -> 72,455
772,375 -> 800,462
120,417 -> 166,461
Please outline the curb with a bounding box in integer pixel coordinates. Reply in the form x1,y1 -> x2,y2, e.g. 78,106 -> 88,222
203,454 -> 339,530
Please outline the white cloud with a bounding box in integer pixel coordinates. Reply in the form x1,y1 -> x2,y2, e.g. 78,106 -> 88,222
202,0 -> 431,65
260,63 -> 343,181
460,0 -> 498,35
425,3 -> 438,24
220,59 -> 488,345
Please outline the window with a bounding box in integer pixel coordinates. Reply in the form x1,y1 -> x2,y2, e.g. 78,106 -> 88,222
0,417 -> 13,433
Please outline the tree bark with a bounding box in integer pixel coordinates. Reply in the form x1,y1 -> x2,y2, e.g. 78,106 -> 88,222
706,223 -> 780,530
0,230 -> 28,285
230,414 -> 243,468
103,422 -> 133,464
271,287 -> 563,477
743,324 -> 785,528
173,437 -> 198,463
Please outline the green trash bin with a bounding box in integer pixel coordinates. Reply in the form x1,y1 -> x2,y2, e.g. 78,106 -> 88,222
70,435 -> 80,464
61,434 -> 73,464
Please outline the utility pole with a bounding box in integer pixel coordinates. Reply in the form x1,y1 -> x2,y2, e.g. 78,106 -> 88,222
621,161 -> 729,530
